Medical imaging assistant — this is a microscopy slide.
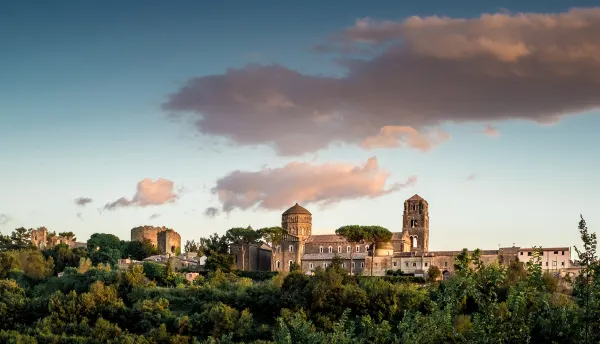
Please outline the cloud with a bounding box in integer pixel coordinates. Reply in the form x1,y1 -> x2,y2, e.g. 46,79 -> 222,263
0,214 -> 10,225
211,157 -> 416,212
149,213 -> 161,220
360,126 -> 450,151
76,213 -> 83,220
481,124 -> 500,137
74,197 -> 93,206
465,174 -> 477,182
104,178 -> 178,211
204,207 -> 220,218
164,7 -> 600,155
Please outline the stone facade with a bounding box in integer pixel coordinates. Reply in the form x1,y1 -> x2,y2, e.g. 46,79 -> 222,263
231,242 -> 272,271
131,226 -> 181,255
244,194 -> 574,278
157,229 -> 181,255
30,227 -> 81,249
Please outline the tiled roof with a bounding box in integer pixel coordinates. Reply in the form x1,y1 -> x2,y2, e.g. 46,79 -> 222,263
519,247 -> 570,251
302,253 -> 366,260
407,194 -> 427,203
283,203 -> 311,215
306,234 -> 347,243
394,250 -> 500,258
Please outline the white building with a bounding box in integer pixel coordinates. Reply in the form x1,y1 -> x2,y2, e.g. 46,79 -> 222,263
517,247 -> 571,271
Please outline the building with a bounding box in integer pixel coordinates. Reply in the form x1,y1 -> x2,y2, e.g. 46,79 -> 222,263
131,226 -> 181,255
264,194 -> 573,278
30,227 -> 86,250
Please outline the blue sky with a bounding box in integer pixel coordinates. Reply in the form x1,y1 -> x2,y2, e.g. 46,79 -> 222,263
1,0 -> 599,254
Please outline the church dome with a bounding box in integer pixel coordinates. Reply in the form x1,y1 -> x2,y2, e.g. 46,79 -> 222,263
283,203 -> 311,215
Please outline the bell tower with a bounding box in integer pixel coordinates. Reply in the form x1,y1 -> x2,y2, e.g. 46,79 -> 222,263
402,194 -> 429,252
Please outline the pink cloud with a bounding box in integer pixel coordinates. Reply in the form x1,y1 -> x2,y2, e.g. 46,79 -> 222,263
104,178 -> 178,210
164,7 -> 600,156
481,124 -> 500,137
211,157 -> 416,212
360,126 -> 450,151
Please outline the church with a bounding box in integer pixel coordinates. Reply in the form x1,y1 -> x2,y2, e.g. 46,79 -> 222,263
232,194 -> 572,278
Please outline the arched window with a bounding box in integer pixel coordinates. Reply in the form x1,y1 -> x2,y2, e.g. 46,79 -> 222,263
365,245 -> 369,251
309,263 -> 313,269
346,246 -> 351,253
337,246 -> 342,253
288,260 -> 293,267
352,262 -> 356,268
356,246 -> 360,252
289,245 -> 294,252
319,246 -> 324,253
342,263 -> 345,268
412,236 -> 418,248
360,262 -> 364,268
276,260 -> 281,269
276,245 -> 281,253
328,246 -> 333,253
323,262 -> 327,268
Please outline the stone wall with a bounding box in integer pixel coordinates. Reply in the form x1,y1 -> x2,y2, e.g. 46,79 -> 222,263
157,229 -> 181,255
131,226 -> 170,247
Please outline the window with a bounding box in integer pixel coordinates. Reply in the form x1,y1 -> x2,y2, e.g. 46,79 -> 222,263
562,251 -> 565,255
554,251 -> 558,254
347,246 -> 351,253
405,262 -> 409,267
444,262 -> 448,267
288,260 -> 293,267
528,252 -> 532,256
319,246 -> 324,253
289,245 -> 294,252
413,263 -> 416,267
342,263 -> 345,268
520,252 -> 523,255
360,262 -> 364,268
276,245 -> 281,253
323,262 -> 327,268
276,261 -> 281,269
352,262 -> 356,268
309,263 -> 313,269
365,245 -> 369,251
393,262 -> 397,267
561,262 -> 565,266
425,262 -> 428,267
545,262 -> 548,266
552,261 -> 557,266
338,246 -> 342,253
328,246 -> 333,253
412,236 -> 418,248
356,246 -> 360,252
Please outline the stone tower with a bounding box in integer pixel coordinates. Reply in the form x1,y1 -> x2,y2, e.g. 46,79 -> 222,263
279,203 -> 312,272
402,194 -> 429,252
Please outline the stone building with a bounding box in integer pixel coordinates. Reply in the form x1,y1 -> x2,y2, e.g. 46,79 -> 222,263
131,226 -> 181,255
30,227 -> 84,249
266,194 -> 573,278
231,242 -> 272,271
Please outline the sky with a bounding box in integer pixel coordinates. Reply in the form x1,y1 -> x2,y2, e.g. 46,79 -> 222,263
1,0 -> 599,254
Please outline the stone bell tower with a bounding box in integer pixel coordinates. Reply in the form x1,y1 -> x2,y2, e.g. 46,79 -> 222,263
402,194 -> 429,252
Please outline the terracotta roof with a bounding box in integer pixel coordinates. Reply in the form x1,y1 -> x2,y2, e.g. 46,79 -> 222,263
302,253 -> 366,260
306,234 -> 347,243
519,247 -> 570,251
283,203 -> 311,215
407,194 -> 427,203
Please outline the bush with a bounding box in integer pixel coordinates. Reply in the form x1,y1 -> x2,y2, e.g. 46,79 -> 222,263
234,270 -> 278,281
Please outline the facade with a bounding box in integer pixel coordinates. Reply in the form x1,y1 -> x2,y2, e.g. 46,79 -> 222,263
265,194 -> 574,278
131,226 -> 182,255
30,227 -> 85,249
231,242 -> 272,271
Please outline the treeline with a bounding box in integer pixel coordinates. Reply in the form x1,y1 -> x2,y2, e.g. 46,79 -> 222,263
0,216 -> 597,343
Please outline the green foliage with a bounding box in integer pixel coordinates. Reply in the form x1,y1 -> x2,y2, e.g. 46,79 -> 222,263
121,239 -> 159,261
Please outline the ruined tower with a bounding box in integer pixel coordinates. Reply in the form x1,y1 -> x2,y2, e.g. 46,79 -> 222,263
402,194 -> 429,252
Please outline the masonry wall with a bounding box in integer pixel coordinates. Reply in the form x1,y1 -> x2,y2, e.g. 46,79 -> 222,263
157,230 -> 181,255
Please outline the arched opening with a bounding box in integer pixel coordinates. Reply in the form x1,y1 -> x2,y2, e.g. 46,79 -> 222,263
276,260 -> 281,269
328,246 -> 333,253
288,260 -> 293,267
319,246 -> 324,253
171,246 -> 175,253
412,236 -> 418,248
347,246 -> 351,253
338,246 -> 342,253
289,245 -> 294,252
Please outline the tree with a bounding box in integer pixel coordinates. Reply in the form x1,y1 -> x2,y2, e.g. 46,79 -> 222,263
226,226 -> 260,271
363,225 -> 392,276
9,227 -> 32,250
201,233 -> 234,272
336,225 -> 367,276
184,239 -> 204,255
573,215 -> 599,343
121,239 -> 158,260
259,226 -> 287,271
58,231 -> 76,241
427,265 -> 441,282
87,233 -> 123,266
